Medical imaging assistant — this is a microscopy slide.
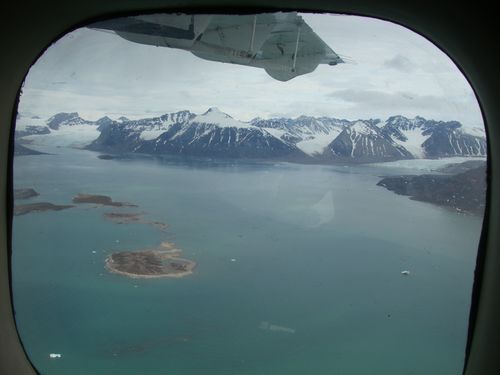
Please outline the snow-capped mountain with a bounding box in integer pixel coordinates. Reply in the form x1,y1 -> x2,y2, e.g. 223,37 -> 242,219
422,123 -> 486,157
89,108 -> 302,159
15,109 -> 487,163
46,112 -> 87,129
323,120 -> 413,162
251,116 -> 349,156
381,115 -> 486,158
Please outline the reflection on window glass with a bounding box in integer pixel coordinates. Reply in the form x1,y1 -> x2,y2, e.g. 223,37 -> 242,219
12,12 -> 486,375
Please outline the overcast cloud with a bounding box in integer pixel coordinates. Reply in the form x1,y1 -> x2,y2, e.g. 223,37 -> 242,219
18,13 -> 483,128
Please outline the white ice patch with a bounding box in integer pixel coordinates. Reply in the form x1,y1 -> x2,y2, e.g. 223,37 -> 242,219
259,321 -> 296,334
139,129 -> 167,140
193,108 -> 255,129
296,130 -> 342,156
24,124 -> 100,148
350,121 -> 376,136
263,127 -> 286,140
392,128 -> 430,158
369,156 -> 486,171
461,126 -> 486,137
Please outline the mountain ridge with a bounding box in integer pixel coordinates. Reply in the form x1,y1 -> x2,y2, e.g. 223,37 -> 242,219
15,109 -> 487,163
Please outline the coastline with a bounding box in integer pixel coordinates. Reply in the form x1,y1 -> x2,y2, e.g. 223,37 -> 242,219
104,242 -> 196,279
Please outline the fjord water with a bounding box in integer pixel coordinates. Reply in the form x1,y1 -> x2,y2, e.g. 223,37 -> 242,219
12,147 -> 483,375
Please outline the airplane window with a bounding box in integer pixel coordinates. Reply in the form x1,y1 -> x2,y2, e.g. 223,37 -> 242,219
12,12 -> 486,375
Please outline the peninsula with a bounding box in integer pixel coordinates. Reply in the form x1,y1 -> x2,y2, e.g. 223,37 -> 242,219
377,161 -> 486,214
105,241 -> 196,278
14,202 -> 74,216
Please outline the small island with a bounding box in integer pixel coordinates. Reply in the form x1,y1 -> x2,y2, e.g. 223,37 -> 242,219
148,221 -> 169,232
103,212 -> 143,224
73,193 -> 137,207
103,212 -> 169,232
105,241 -> 196,278
14,202 -> 74,216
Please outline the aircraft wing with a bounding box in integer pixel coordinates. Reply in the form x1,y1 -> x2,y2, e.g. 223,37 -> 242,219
255,14 -> 344,81
89,12 -> 343,81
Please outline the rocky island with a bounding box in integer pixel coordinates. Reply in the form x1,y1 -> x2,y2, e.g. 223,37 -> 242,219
105,241 -> 196,278
72,194 -> 137,207
103,212 -> 143,224
103,212 -> 169,232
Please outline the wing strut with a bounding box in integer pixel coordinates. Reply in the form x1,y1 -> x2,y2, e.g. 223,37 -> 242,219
250,15 -> 257,52
292,21 -> 302,72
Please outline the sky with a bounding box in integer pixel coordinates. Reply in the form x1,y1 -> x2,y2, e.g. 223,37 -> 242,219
18,13 -> 483,128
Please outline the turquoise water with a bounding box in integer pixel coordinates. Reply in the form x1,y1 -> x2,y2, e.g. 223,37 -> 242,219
12,148 -> 483,375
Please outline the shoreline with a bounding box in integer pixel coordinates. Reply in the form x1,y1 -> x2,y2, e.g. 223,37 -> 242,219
104,259 -> 195,279
105,242 -> 196,279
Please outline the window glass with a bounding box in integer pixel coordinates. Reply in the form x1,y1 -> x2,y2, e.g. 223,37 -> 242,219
13,12 -> 486,375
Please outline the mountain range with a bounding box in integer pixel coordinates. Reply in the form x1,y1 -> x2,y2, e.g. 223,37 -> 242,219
15,108 -> 487,163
